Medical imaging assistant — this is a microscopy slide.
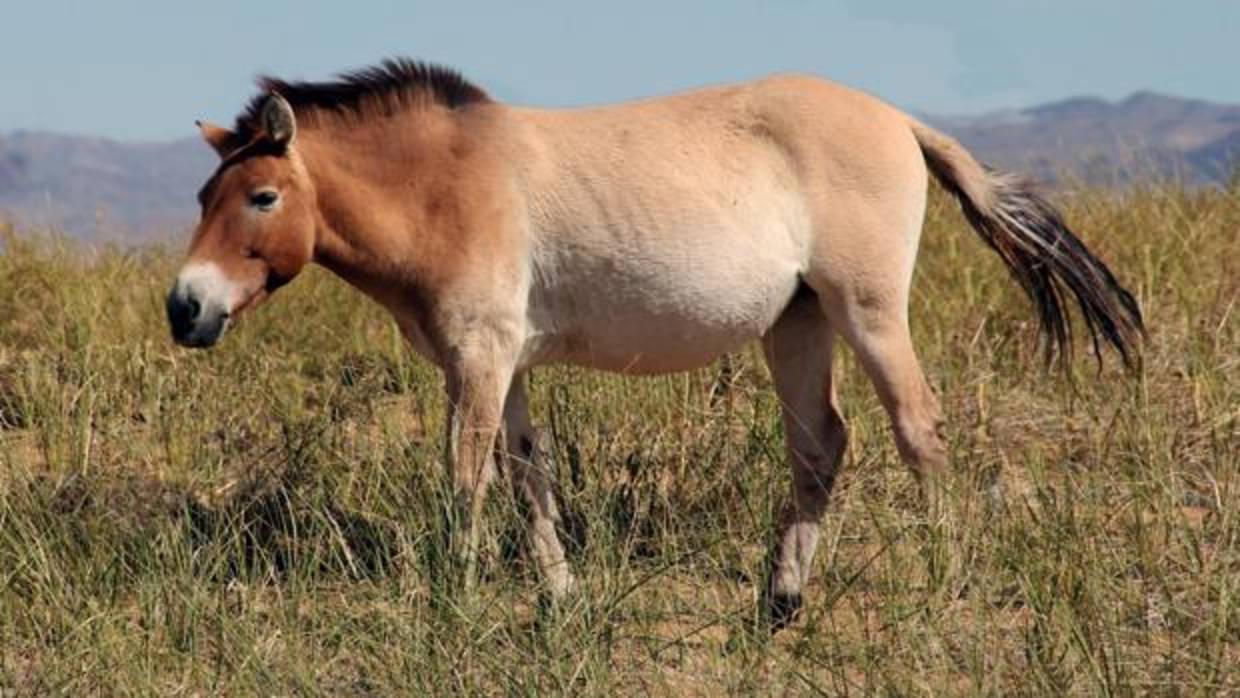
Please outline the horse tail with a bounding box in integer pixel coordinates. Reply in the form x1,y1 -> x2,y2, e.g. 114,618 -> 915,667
907,118 -> 1145,367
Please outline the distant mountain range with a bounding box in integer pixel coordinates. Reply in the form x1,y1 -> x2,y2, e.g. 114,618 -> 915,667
922,91 -> 1240,186
0,132 -> 214,241
2,91 -> 1238,241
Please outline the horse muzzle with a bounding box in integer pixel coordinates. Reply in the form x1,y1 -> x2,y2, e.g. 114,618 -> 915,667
166,263 -> 235,348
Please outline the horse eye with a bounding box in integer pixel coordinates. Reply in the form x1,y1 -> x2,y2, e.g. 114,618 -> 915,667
249,190 -> 279,211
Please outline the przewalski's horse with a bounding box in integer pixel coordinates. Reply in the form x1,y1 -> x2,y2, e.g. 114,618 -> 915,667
167,59 -> 1143,627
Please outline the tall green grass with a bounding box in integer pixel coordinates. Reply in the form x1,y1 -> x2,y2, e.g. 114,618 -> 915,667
0,182 -> 1236,695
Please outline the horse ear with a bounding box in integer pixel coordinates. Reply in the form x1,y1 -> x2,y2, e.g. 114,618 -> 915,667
261,93 -> 296,148
196,120 -> 239,159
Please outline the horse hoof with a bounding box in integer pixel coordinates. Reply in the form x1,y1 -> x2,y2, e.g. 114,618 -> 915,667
765,591 -> 803,632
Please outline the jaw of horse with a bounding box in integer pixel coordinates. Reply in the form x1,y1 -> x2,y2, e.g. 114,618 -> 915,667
166,262 -> 236,348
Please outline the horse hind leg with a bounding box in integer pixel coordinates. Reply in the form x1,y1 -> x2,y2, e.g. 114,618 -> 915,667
761,287 -> 848,629
813,246 -> 948,495
852,318 -> 947,488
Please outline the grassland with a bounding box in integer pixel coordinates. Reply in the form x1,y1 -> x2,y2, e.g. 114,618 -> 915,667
0,182 -> 1237,696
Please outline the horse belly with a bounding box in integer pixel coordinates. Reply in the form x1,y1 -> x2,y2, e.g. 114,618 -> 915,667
527,233 -> 805,374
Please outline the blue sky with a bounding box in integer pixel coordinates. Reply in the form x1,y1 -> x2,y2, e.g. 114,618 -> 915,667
2,1 -> 1236,141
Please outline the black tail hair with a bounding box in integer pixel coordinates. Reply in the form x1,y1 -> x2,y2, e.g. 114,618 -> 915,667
916,124 -> 1145,368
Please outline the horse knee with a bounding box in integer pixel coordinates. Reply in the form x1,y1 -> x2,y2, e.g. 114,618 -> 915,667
893,406 -> 946,479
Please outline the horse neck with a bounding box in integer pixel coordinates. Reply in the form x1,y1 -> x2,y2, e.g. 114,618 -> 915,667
299,111 -> 463,297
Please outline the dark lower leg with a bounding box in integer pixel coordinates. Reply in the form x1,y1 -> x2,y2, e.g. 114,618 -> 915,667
765,405 -> 847,629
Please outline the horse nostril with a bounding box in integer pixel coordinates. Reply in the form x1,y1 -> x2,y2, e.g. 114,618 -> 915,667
167,290 -> 200,339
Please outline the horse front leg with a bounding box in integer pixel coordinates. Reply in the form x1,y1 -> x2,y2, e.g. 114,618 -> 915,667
502,376 -> 576,600
442,345 -> 514,596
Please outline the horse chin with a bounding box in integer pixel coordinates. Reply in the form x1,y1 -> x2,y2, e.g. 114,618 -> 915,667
233,288 -> 270,317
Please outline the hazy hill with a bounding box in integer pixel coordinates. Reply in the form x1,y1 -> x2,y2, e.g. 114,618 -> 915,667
924,91 -> 1240,185
0,132 -> 213,241
2,91 -> 1239,240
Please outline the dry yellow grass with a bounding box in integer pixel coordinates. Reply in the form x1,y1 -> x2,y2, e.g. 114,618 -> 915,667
0,181 -> 1236,695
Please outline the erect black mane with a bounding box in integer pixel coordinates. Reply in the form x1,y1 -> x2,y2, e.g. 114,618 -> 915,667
234,57 -> 490,137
